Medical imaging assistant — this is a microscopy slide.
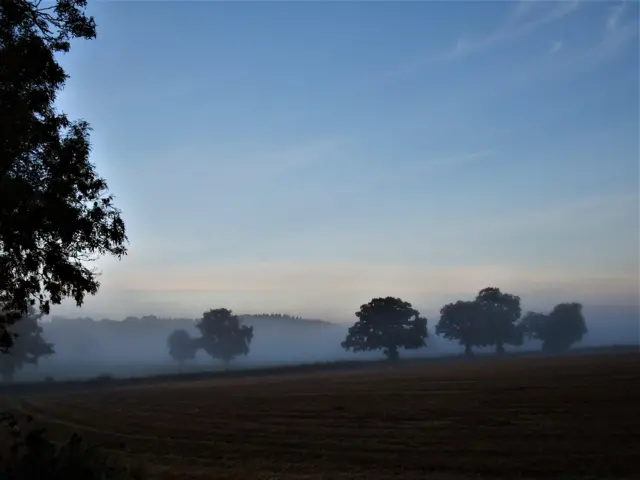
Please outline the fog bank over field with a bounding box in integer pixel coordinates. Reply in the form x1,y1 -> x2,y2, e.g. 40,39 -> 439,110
7,303 -> 635,382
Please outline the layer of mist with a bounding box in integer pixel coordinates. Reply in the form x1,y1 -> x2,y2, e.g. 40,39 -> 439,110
13,304 -> 640,383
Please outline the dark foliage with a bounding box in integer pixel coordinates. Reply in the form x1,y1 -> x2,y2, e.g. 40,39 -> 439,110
0,306 -> 54,382
195,309 -> 254,366
0,411 -> 145,479
522,302 -> 588,352
341,297 -> 428,361
475,287 -> 523,354
167,329 -> 196,365
436,300 -> 489,356
0,0 -> 127,349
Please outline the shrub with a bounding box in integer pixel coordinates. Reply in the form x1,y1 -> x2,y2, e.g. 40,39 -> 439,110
0,412 -> 145,479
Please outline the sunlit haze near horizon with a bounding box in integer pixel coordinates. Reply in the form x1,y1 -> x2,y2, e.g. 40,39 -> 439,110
51,1 -> 638,322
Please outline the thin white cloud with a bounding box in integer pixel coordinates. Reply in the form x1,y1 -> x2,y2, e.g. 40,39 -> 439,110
505,0 -> 540,27
149,136 -> 349,190
469,6 -> 637,99
569,15 -> 638,73
459,191 -> 639,238
325,148 -> 498,200
549,39 -> 563,54
216,137 -> 348,180
374,0 -> 581,83
607,0 -> 628,31
397,149 -> 497,177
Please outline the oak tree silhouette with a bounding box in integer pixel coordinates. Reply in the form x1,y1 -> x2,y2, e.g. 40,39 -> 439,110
167,328 -> 197,367
0,0 -> 127,349
475,287 -> 522,354
342,297 -> 428,361
195,308 -> 254,368
522,302 -> 587,353
436,300 -> 489,357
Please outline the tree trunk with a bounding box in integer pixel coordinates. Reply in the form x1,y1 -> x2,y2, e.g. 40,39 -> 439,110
464,344 -> 473,357
385,347 -> 399,362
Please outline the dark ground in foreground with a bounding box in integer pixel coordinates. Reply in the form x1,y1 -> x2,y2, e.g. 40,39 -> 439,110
2,351 -> 639,479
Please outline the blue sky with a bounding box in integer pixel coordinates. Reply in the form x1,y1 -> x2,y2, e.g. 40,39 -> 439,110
55,0 -> 639,321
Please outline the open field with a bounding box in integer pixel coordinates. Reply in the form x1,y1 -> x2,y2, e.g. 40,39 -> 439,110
2,351 -> 640,479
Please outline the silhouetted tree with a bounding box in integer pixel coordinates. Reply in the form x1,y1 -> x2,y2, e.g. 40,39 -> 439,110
341,297 -> 428,361
520,311 -> 548,345
0,0 -> 127,349
475,287 -> 522,354
167,329 -> 196,366
195,309 -> 254,368
522,303 -> 587,353
436,300 -> 488,356
0,306 -> 54,382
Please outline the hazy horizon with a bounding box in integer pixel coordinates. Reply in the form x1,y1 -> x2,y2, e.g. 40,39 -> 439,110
49,1 -> 638,323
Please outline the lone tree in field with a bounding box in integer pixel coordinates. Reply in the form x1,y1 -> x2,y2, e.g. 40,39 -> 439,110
522,302 -> 587,353
0,307 -> 54,382
475,287 -> 522,354
195,309 -> 254,368
341,297 -> 428,361
167,329 -> 197,367
436,300 -> 488,357
0,0 -> 127,349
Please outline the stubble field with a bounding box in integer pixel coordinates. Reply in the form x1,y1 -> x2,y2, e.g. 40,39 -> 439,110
2,352 -> 639,479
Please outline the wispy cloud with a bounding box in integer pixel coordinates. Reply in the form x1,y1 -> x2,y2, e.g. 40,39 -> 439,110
567,11 -> 638,75
374,0 -> 581,83
505,0 -> 540,27
469,3 -> 637,99
549,39 -> 563,54
459,191 -> 639,238
149,136 -> 349,190
217,137 -> 348,181
607,0 -> 628,31
400,149 -> 497,176
336,148 -> 498,198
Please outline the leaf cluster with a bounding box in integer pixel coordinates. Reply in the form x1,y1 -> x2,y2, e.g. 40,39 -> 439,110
195,309 -> 254,364
1,0 -> 127,349
341,297 -> 428,360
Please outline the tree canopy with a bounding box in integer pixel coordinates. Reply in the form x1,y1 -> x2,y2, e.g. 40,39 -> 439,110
0,0 -> 127,349
522,303 -> 587,353
436,300 -> 488,356
0,306 -> 54,382
195,309 -> 254,366
167,329 -> 197,365
475,287 -> 523,354
341,297 -> 428,361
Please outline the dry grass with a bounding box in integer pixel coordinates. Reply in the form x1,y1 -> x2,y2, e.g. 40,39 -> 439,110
2,353 -> 639,479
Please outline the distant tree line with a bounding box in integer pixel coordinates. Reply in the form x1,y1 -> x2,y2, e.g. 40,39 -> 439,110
246,313 -> 303,320
165,287 -> 587,368
0,287 -> 589,380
